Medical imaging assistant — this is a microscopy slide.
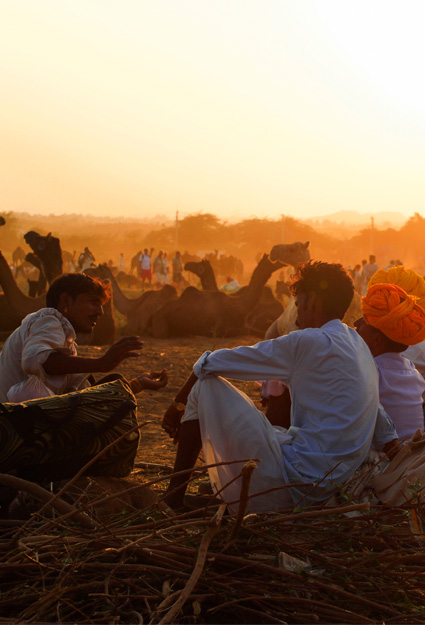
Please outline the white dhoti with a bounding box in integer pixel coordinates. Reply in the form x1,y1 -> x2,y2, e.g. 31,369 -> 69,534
182,376 -> 294,513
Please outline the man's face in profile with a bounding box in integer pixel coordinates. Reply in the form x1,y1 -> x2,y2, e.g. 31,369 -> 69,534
295,291 -> 315,329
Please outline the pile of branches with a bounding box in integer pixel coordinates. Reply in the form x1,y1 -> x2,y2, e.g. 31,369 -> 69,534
1,466 -> 425,624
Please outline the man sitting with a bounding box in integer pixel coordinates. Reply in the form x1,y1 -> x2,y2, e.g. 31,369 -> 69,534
161,260 -> 397,513
355,281 -> 425,441
0,273 -> 145,403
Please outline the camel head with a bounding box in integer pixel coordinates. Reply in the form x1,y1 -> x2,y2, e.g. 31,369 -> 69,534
0,216 -> 5,226
184,259 -> 211,276
269,241 -> 310,267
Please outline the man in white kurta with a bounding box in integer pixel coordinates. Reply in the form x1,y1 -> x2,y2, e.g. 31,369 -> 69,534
163,260 -> 397,513
181,323 -> 396,511
0,308 -> 89,403
355,281 -> 425,443
0,272 -> 145,404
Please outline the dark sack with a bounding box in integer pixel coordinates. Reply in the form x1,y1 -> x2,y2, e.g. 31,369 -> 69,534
0,379 -> 139,482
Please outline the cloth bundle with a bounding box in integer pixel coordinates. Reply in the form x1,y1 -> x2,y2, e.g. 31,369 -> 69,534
0,379 -> 139,482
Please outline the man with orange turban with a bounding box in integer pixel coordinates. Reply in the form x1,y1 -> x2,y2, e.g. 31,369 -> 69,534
356,281 -> 425,441
367,265 -> 425,379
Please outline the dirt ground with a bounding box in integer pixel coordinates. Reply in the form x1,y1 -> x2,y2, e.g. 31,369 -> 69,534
77,335 -> 263,474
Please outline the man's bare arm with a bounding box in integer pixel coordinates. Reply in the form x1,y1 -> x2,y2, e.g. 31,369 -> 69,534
43,336 -> 143,375
175,371 -> 198,404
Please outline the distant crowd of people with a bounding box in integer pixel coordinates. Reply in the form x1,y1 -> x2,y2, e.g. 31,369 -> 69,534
349,255 -> 404,295
137,248 -> 184,288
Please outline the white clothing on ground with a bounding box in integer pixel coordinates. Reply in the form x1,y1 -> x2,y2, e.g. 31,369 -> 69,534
375,352 -> 425,441
221,280 -> 240,293
0,308 -> 90,402
185,320 -> 396,509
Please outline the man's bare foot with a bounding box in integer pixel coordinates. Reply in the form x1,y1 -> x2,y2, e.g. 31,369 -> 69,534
161,402 -> 185,439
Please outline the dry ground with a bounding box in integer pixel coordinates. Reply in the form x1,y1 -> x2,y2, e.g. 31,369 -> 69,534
67,336 -> 263,470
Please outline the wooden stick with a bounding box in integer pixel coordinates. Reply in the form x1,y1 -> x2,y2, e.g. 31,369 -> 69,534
0,474 -> 94,530
227,459 -> 257,543
154,503 -> 227,625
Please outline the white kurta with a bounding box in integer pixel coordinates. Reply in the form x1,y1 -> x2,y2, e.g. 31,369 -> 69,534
0,308 -> 89,402
183,320 -> 397,511
375,352 -> 425,441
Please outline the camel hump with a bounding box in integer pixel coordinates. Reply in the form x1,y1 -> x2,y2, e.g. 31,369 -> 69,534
180,286 -> 201,299
159,284 -> 178,299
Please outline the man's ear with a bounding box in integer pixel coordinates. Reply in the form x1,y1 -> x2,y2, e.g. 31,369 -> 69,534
309,291 -> 322,312
373,328 -> 390,351
57,292 -> 73,311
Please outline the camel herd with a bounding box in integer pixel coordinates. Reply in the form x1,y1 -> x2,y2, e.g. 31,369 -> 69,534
0,217 -> 315,344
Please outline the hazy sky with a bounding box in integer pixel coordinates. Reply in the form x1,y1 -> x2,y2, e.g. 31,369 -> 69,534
1,0 -> 424,222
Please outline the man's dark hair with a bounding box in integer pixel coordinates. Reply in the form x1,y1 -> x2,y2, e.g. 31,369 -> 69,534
46,273 -> 110,308
290,260 -> 354,319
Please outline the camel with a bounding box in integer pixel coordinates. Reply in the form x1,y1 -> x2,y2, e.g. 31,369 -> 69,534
185,258 -> 283,334
24,231 -> 63,284
184,259 -> 218,290
85,265 -> 177,335
0,251 -> 115,345
115,271 -> 144,289
151,254 -> 285,338
130,250 -> 142,275
0,216 -> 5,227
245,286 -> 284,334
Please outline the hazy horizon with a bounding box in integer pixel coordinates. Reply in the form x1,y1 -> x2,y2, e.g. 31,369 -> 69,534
2,1 -> 425,222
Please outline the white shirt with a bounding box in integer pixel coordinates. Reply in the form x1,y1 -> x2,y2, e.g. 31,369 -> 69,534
0,308 -> 89,402
139,254 -> 151,270
375,352 -> 425,441
193,319 -> 396,499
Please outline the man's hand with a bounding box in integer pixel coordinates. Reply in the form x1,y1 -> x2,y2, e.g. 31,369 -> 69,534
162,402 -> 185,442
161,370 -> 199,442
135,370 -> 168,391
98,336 -> 143,372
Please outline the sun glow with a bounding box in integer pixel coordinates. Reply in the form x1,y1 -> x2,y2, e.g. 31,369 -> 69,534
1,0 -> 424,222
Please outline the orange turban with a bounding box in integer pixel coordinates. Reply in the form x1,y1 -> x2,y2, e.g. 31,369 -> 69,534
362,283 -> 425,346
368,266 -> 425,308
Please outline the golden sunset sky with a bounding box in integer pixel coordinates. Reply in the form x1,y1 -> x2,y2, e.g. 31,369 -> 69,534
1,0 -> 424,222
